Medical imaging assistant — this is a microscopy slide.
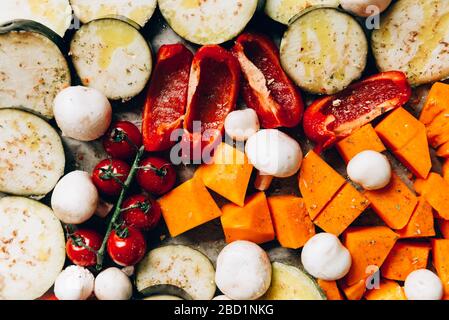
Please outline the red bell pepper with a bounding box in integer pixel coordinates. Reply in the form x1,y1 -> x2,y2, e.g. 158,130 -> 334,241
182,45 -> 241,161
142,44 -> 193,151
303,71 -> 412,153
231,33 -> 303,129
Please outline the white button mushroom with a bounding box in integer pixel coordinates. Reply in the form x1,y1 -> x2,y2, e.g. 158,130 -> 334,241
212,295 -> 232,300
51,171 -> 99,224
340,0 -> 392,17
54,265 -> 94,300
94,267 -> 133,300
245,129 -> 303,191
53,86 -> 112,141
301,233 -> 352,281
215,240 -> 272,300
224,109 -> 260,141
404,269 -> 443,300
347,150 -> 392,190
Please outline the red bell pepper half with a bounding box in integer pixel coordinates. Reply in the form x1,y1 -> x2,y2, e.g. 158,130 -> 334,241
303,71 -> 412,153
182,45 -> 241,161
142,44 -> 193,151
232,33 -> 304,129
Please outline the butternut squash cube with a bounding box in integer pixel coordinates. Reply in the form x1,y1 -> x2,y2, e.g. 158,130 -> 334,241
299,151 -> 346,220
438,219 -> 449,239
158,177 -> 222,237
443,159 -> 449,183
340,279 -> 366,300
426,112 -> 449,147
381,242 -> 431,281
343,226 -> 398,286
364,173 -> 418,230
437,140 -> 449,158
317,280 -> 344,300
221,192 -> 275,244
418,173 -> 449,220
336,124 -> 386,163
364,279 -> 406,300
419,82 -> 449,125
267,196 -> 315,249
397,197 -> 435,238
432,239 -> 449,297
196,143 -> 253,207
314,183 -> 370,236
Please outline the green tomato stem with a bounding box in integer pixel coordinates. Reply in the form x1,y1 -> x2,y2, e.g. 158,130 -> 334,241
95,146 -> 145,271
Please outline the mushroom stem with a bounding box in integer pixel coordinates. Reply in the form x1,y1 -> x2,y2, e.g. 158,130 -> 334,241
254,172 -> 274,191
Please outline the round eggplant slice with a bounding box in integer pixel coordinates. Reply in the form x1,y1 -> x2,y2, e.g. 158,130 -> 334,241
0,109 -> 65,196
265,0 -> 340,25
158,0 -> 258,45
70,18 -> 152,101
136,245 -> 216,300
70,0 -> 157,27
280,8 -> 368,95
372,0 -> 449,86
0,0 -> 72,37
0,197 -> 65,300
0,20 -> 71,119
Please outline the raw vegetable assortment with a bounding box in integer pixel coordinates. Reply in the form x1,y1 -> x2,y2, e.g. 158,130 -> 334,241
1,0 -> 449,302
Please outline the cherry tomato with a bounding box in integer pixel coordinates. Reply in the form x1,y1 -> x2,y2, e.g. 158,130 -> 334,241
103,121 -> 143,160
107,227 -> 146,266
66,229 -> 102,267
122,194 -> 161,230
136,157 -> 176,195
92,159 -> 131,196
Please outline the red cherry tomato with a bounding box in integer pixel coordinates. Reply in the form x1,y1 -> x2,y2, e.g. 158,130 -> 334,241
136,157 -> 176,195
107,227 -> 146,266
92,159 -> 131,196
122,194 -> 161,230
66,229 -> 102,267
103,121 -> 143,160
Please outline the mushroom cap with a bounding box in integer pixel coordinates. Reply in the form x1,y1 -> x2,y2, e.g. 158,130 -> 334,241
340,0 -> 392,17
245,129 -> 303,178
54,265 -> 94,300
94,267 -> 133,300
404,269 -> 443,300
224,109 -> 260,141
347,150 -> 392,190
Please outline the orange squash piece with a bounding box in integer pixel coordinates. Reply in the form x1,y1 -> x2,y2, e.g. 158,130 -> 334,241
425,112 -> 449,148
394,127 -> 432,179
438,219 -> 449,239
432,239 -> 449,297
317,280 -> 344,300
336,124 -> 386,163
364,279 -> 406,300
419,82 -> 449,125
364,173 -> 418,230
343,226 -> 399,286
221,192 -> 275,244
314,183 -> 370,236
340,279 -> 366,300
196,143 -> 253,207
443,159 -> 449,183
418,173 -> 449,220
397,197 -> 435,238
267,196 -> 315,249
158,177 -> 222,237
298,151 -> 346,220
381,242 -> 430,281
437,140 -> 449,158
375,107 -> 425,151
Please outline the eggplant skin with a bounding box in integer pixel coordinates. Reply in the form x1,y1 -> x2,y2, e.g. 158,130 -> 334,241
0,20 -> 71,119
372,0 -> 449,86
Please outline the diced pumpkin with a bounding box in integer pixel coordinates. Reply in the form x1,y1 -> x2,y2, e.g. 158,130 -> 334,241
418,173 -> 449,220
419,82 -> 449,125
375,107 -> 425,151
364,279 -> 406,300
298,151 -> 346,220
221,192 -> 275,244
336,124 -> 386,163
340,279 -> 366,300
381,242 -> 431,281
317,280 -> 344,300
431,239 -> 449,297
438,219 -> 449,239
343,226 -> 399,286
158,177 -> 222,237
267,196 -> 315,249
425,112 -> 449,148
364,173 -> 418,230
429,129 -> 449,149
437,140 -> 449,158
394,127 -> 431,179
443,159 -> 449,183
314,183 -> 370,236
196,143 -> 253,207
397,197 -> 435,238
413,178 -> 425,195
